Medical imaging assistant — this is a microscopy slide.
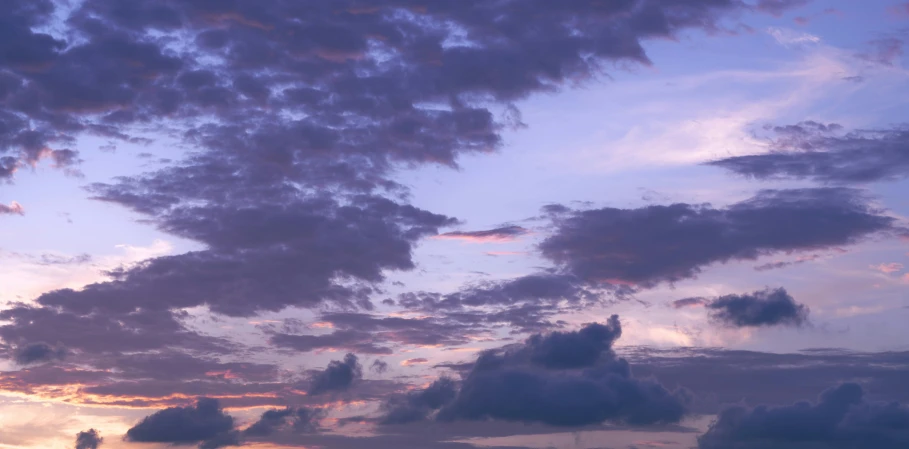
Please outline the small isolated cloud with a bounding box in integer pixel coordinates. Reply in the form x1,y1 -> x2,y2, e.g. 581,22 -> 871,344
401,358 -> 429,367
485,251 -> 527,257
0,201 -> 24,215
871,262 -> 904,274
308,353 -> 362,395
125,398 -> 237,449
435,226 -> 529,243
371,360 -> 389,374
767,27 -> 821,47
707,288 -> 809,328
672,297 -> 710,309
75,429 -> 103,449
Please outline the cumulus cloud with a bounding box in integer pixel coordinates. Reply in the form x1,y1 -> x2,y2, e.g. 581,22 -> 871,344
540,188 -> 897,287
380,378 -> 459,425
698,383 -> 909,449
125,398 -> 237,449
707,288 -> 809,328
709,122 -> 909,184
380,317 -> 690,427
308,353 -> 362,395
75,429 -> 102,449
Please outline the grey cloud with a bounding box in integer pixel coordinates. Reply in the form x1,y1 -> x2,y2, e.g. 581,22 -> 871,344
379,317 -> 690,427
671,297 -> 710,309
539,188 -> 897,287
698,383 -> 909,449
437,225 -> 529,242
709,122 -> 909,184
707,287 -> 809,328
625,347 -> 909,414
244,407 -> 326,436
380,377 -> 458,425
12,342 -> 66,365
371,360 -> 389,374
308,353 -> 362,396
75,429 -> 102,449
125,398 -> 237,449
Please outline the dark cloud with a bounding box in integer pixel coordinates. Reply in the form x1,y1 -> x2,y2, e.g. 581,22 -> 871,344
244,407 -> 326,436
308,353 -> 362,395
671,297 -> 710,309
698,383 -> 909,449
436,226 -> 529,242
75,428 -> 103,449
12,342 -> 66,365
625,347 -> 909,414
32,196 -> 457,318
380,378 -> 459,425
539,188 -> 897,287
707,288 -> 809,328
371,360 -> 389,374
0,0 -> 811,427
379,317 -> 690,427
709,122 -> 909,184
125,398 -> 237,449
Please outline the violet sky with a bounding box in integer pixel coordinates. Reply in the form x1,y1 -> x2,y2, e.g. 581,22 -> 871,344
1,1 -> 909,448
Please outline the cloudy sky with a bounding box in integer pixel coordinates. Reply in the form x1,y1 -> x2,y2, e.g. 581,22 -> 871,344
2,1 -> 909,448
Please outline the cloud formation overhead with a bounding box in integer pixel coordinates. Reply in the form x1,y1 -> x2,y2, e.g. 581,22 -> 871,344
1,0 -> 907,448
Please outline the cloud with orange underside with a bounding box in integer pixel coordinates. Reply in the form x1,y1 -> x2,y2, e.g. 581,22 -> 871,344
434,226 -> 529,243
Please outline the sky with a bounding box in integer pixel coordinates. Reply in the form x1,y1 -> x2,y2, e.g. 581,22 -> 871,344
1,1 -> 909,448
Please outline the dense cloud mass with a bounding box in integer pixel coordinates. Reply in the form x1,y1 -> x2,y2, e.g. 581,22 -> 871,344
540,188 -> 896,286
380,377 -> 459,425
707,288 -> 809,328
380,317 -> 690,427
698,383 -> 909,449
125,398 -> 237,448
709,122 -> 909,183
75,429 -> 103,449
308,353 -> 363,395
6,0 -> 885,448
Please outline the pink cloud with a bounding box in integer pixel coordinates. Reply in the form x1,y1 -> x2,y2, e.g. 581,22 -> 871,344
0,201 -> 24,215
871,263 -> 904,274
